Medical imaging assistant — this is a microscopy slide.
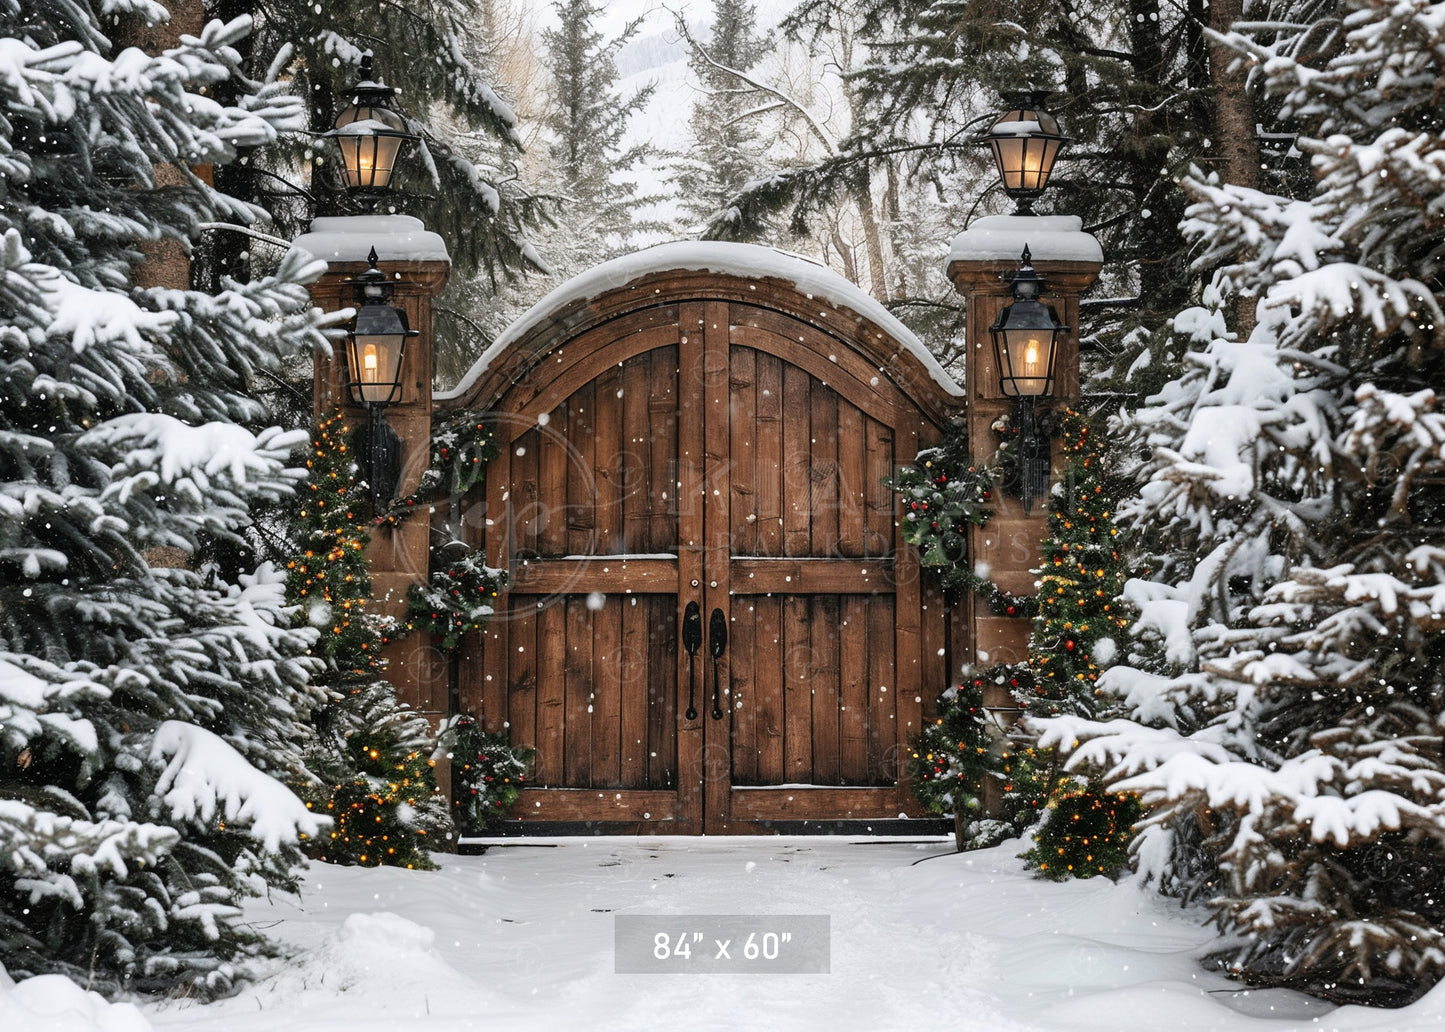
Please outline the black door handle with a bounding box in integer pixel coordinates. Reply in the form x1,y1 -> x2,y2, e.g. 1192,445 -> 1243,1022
709,607 -> 726,720
682,601 -> 702,721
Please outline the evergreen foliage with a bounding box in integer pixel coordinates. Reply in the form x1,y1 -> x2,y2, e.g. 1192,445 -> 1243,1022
1022,783 -> 1144,882
538,0 -> 659,262
206,0 -> 549,287
672,0 -> 769,232
285,413 -> 449,870
404,549 -> 507,653
0,2 -> 331,996
1023,414 -> 1132,718
910,681 -> 995,818
890,420 -> 995,598
1040,0 -> 1445,1004
442,715 -> 532,835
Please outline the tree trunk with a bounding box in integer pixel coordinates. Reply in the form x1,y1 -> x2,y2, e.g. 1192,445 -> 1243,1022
1208,0 -> 1263,337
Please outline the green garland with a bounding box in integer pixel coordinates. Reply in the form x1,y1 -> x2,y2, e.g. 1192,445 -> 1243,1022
441,714 -> 533,834
403,546 -> 507,652
890,421 -> 996,597
910,681 -> 996,816
377,409 -> 501,528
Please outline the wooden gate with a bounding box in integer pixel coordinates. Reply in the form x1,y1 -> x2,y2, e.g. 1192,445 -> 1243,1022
447,250 -> 965,832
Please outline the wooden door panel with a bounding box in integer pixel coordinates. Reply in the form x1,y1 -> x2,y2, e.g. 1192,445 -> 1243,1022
727,592 -> 897,788
729,346 -> 896,561
509,345 -> 679,561
506,592 -> 677,791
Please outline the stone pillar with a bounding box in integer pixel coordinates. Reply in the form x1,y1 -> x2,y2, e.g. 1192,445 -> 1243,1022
290,215 -> 450,721
945,215 -> 1102,715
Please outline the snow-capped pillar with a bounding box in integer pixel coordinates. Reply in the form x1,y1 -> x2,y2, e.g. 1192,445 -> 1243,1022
946,216 -> 1101,701
291,215 -> 450,717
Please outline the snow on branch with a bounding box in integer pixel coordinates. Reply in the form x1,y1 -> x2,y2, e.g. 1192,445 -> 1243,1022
149,721 -> 327,853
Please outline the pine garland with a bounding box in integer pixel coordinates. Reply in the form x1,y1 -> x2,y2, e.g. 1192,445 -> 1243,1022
376,409 -> 501,528
404,548 -> 507,652
442,715 -> 533,834
889,419 -> 996,598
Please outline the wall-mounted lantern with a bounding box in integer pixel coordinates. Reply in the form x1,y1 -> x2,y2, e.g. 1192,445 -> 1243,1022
346,247 -> 417,513
990,246 -> 1067,514
978,92 -> 1067,215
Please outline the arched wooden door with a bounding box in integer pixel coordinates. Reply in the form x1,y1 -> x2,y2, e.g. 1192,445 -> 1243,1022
454,258 -> 963,833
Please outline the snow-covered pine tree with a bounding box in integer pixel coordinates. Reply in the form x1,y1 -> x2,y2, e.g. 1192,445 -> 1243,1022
672,0 -> 768,233
1039,0 -> 1445,1005
538,0 -> 659,267
0,2 -> 331,995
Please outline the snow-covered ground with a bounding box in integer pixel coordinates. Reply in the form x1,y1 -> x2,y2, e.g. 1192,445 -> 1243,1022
15,836 -> 1445,1031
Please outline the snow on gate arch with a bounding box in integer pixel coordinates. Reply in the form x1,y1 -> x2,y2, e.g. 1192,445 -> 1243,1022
439,241 -> 969,836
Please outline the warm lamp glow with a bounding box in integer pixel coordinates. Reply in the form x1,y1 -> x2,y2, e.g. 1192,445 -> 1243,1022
978,93 -> 1067,215
328,53 -> 414,196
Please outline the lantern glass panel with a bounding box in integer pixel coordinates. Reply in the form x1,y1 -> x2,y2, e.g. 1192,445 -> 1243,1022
347,318 -> 407,406
1000,325 -> 1056,397
333,103 -> 408,190
986,106 -> 1063,197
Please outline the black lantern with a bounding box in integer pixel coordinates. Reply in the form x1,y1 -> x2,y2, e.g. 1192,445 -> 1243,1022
327,52 -> 415,200
346,247 -> 417,513
990,246 -> 1067,514
978,92 -> 1067,215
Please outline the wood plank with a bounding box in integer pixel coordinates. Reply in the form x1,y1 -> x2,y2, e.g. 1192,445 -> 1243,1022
649,346 -> 679,554
893,418 -> 925,787
837,398 -> 866,558
754,351 -> 783,557
782,595 -> 812,782
563,595 -> 593,786
566,381 -> 596,556
508,604 -> 538,756
498,318 -> 680,428
593,363 -> 624,555
481,445 -> 511,733
537,400 -> 568,556
508,559 -> 678,594
730,313 -> 912,428
512,427 -> 540,555
673,303 -> 707,832
810,595 -> 841,784
921,577 -> 949,709
619,595 -> 648,787
810,382 -> 839,558
729,558 -> 894,595
782,364 -> 811,558
729,345 -> 757,556
863,417 -> 895,558
867,593 -> 896,783
533,598 -> 566,785
726,786 -> 904,822
728,598 -> 757,784
647,594 -> 678,789
621,352 -> 652,555
839,595 -> 869,784
515,788 -> 678,823
752,595 -> 784,784
592,594 -> 623,787
701,299 -> 733,833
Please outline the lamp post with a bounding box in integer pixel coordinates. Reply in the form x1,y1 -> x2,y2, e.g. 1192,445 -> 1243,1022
325,52 -> 416,207
989,246 -> 1067,515
978,92 -> 1067,215
345,247 -> 418,514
